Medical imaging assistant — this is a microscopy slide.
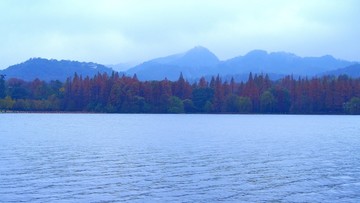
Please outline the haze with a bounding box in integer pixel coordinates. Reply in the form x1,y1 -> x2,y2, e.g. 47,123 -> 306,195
0,0 -> 359,69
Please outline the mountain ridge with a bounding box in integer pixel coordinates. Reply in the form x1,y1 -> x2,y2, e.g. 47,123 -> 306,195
321,63 -> 360,77
127,46 -> 220,80
0,47 -> 358,82
0,58 -> 113,81
126,47 -> 356,80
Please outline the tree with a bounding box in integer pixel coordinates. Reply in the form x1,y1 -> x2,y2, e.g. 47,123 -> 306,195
230,77 -> 236,94
223,95 -> 253,113
108,81 -> 123,112
0,96 -> 15,110
12,99 -> 31,111
183,99 -> 196,113
173,73 -> 191,100
167,96 -> 184,113
198,77 -> 208,88
204,101 -> 213,113
1,69 -> 360,114
243,72 -> 260,111
225,94 -> 240,113
238,97 -> 252,113
260,91 -> 277,113
213,75 -> 224,112
344,97 -> 360,114
271,87 -> 291,113
30,78 -> 48,100
0,74 -> 5,99
7,78 -> 29,99
192,88 -> 214,111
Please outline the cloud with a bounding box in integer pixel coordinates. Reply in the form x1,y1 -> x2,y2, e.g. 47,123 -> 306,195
0,0 -> 359,69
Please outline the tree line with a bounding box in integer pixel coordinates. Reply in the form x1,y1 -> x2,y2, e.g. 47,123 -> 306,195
1,72 -> 360,114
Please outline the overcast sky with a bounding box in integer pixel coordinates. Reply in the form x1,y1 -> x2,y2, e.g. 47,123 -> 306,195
0,0 -> 359,69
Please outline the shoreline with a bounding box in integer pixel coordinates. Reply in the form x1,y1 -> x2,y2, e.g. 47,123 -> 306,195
0,110 -> 354,116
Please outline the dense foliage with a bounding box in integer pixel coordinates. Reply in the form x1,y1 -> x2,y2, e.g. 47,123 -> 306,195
1,72 -> 360,114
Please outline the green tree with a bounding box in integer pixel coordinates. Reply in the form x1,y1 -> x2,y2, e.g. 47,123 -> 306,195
183,99 -> 196,113
225,94 -> 240,113
204,101 -> 213,113
344,97 -> 360,114
0,74 -> 5,99
271,87 -> 291,113
167,96 -> 184,113
7,78 -> 29,99
192,88 -> 214,111
238,97 -> 252,113
260,91 -> 277,113
13,99 -> 31,111
0,96 -> 15,110
225,95 -> 253,113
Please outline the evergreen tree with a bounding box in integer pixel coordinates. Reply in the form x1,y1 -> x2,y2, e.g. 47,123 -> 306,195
0,74 -> 5,99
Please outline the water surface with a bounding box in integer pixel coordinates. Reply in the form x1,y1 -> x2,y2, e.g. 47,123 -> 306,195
1,114 -> 360,202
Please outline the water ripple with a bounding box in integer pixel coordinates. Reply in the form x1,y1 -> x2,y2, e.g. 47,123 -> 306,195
1,114 -> 360,202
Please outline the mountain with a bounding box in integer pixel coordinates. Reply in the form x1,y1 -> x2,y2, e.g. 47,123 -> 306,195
107,62 -> 139,72
126,47 -> 356,81
219,50 -> 353,76
1,47 -> 357,82
321,63 -> 360,77
127,46 -> 220,80
0,58 -> 113,81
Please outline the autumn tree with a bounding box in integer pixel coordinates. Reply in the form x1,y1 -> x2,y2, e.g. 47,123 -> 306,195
2,71 -> 360,114
243,73 -> 260,112
173,73 -> 191,100
212,75 -> 224,112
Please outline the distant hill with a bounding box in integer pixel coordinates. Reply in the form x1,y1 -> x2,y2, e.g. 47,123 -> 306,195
1,47 -> 357,82
127,46 -> 219,80
220,50 -> 353,76
107,62 -> 139,72
321,63 -> 360,77
126,47 -> 356,81
0,58 -> 113,81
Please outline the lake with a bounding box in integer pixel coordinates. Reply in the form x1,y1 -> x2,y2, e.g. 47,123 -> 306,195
0,114 -> 360,202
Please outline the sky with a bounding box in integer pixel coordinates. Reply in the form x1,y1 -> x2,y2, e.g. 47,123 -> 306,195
0,0 -> 359,69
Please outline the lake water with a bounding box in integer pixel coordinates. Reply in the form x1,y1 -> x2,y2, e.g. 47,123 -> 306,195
0,114 -> 360,202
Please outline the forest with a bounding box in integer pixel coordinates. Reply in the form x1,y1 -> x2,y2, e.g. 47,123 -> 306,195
1,72 -> 360,114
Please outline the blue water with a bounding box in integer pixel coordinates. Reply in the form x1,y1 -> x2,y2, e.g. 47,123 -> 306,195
0,114 -> 360,202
